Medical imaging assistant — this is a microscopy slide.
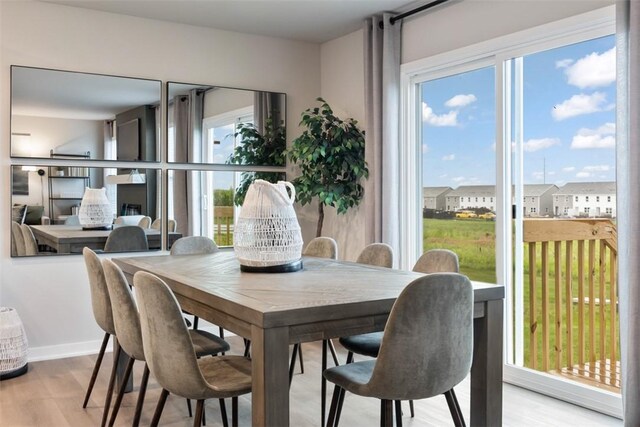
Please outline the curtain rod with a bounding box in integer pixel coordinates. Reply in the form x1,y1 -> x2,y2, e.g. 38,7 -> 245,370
390,0 -> 451,25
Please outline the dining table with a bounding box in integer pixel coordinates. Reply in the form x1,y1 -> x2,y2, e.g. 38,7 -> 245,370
29,224 -> 182,253
114,250 -> 504,427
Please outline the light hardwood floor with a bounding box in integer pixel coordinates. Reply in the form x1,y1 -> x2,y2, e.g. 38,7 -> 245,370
0,336 -> 622,426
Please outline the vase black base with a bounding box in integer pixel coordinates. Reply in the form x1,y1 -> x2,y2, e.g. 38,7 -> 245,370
240,259 -> 303,273
82,225 -> 113,231
0,363 -> 28,380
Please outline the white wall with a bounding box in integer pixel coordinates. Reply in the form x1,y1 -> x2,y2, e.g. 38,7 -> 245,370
1,1 -> 320,358
318,0 -> 613,261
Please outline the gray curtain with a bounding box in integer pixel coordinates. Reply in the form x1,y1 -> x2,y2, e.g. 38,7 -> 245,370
363,13 -> 402,258
172,90 -> 204,236
617,2 -> 639,425
254,91 -> 282,134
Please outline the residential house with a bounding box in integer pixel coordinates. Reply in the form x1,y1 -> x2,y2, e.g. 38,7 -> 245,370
522,184 -> 558,217
422,186 -> 452,210
445,185 -> 496,211
553,182 -> 616,218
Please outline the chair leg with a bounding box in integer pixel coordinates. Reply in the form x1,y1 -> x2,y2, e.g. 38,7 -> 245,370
243,339 -> 251,358
334,386 -> 346,427
409,400 -> 415,418
327,339 -> 340,366
132,364 -> 150,427
194,399 -> 205,427
83,332 -> 110,408
108,356 -> 135,427
187,399 -> 193,417
289,344 -> 299,386
326,385 -> 341,427
345,351 -> 354,365
150,389 -> 170,427
380,400 -> 393,427
219,398 -> 229,427
444,389 -> 465,427
193,316 -> 200,330
321,340 -> 328,427
219,327 -> 225,355
232,396 -> 238,427
100,342 -> 121,427
298,342 -> 304,373
394,400 -> 403,427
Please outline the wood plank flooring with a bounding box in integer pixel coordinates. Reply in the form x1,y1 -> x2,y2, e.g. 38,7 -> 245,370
0,336 -> 622,426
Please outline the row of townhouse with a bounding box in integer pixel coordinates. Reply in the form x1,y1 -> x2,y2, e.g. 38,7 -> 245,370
423,181 -> 616,218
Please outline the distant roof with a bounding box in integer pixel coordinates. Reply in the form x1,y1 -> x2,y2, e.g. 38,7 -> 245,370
422,187 -> 453,197
523,184 -> 558,197
555,181 -> 616,195
447,185 -> 496,197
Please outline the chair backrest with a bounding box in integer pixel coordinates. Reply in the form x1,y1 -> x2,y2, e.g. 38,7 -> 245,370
137,216 -> 152,229
12,222 -> 26,256
102,259 -> 145,361
82,248 -> 115,335
64,215 -> 80,225
20,224 -> 38,256
413,249 -> 459,274
104,226 -> 149,252
10,221 -> 19,256
168,219 -> 177,233
134,271 -> 211,398
303,237 -> 338,259
170,236 -> 219,255
150,218 -> 161,230
114,215 -> 145,226
368,273 -> 473,400
356,243 -> 393,268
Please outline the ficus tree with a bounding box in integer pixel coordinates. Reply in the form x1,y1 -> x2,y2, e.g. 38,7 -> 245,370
288,98 -> 369,237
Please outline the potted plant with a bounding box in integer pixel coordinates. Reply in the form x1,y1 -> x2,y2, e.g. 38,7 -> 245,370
227,117 -> 286,206
287,98 -> 368,237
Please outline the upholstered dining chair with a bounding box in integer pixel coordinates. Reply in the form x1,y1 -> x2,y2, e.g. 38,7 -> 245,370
134,271 -> 253,427
11,221 -> 24,256
355,243 -> 394,268
150,218 -> 161,230
102,259 -> 230,427
104,226 -> 149,252
137,216 -> 152,229
168,219 -> 177,233
20,224 -> 39,256
82,248 -> 118,427
413,248 -> 460,274
303,236 -> 339,259
325,273 -> 473,427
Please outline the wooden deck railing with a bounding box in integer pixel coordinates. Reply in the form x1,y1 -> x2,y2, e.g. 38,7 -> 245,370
214,206 -> 234,246
523,218 -> 619,391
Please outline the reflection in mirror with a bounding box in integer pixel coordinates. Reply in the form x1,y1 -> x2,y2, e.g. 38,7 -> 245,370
11,66 -> 161,162
167,170 -> 285,249
167,83 -> 286,165
10,165 -> 169,257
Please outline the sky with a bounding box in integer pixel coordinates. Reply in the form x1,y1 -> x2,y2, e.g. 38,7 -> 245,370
421,34 -> 616,188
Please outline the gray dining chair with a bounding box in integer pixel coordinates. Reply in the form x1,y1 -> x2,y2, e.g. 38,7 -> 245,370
64,215 -> 80,225
355,243 -> 394,268
82,248 -> 117,427
413,249 -> 460,274
325,273 -> 473,427
137,216 -> 152,229
150,218 -> 161,230
170,236 -> 219,256
104,226 -> 149,252
303,236 -> 339,259
134,271 -> 252,427
11,221 -> 23,256
102,259 -> 230,427
20,224 -> 39,256
168,219 -> 177,232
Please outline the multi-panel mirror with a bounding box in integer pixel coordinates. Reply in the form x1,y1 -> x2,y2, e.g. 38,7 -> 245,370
166,169 -> 285,250
11,165 -> 164,256
11,66 -> 161,162
167,82 -> 286,165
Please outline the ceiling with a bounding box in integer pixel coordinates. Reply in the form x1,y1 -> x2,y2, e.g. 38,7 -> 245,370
42,0 -> 424,43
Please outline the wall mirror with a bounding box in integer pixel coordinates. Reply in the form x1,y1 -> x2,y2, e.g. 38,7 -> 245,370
11,165 -> 166,257
167,82 -> 286,165
11,66 -> 161,162
166,169 -> 285,250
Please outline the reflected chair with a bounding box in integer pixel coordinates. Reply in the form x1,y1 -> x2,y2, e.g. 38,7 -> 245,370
168,219 -> 177,232
82,248 -> 117,427
325,273 -> 473,427
64,215 -> 81,225
104,226 -> 149,252
150,218 -> 161,230
134,271 -> 252,427
102,259 -> 230,427
137,216 -> 152,229
11,221 -> 23,256
170,236 -> 219,256
20,224 -> 39,256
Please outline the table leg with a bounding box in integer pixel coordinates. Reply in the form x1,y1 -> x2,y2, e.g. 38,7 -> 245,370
251,325 -> 289,426
471,299 -> 503,426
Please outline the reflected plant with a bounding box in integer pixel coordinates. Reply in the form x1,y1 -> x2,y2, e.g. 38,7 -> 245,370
227,116 -> 286,206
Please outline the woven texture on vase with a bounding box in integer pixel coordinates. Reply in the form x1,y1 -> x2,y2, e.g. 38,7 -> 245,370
0,307 -> 28,377
234,180 -> 303,267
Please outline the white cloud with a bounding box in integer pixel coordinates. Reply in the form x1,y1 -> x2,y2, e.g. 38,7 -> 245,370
571,122 -> 615,149
562,166 -> 576,172
583,164 -> 610,172
422,102 -> 458,126
523,137 -> 560,152
555,59 -> 574,69
422,144 -> 429,153
439,174 -> 448,179
442,154 -> 455,161
576,172 -> 591,178
532,171 -> 545,180
445,94 -> 477,108
452,176 -> 465,183
563,47 -> 616,89
548,171 -> 556,176
552,92 -> 612,121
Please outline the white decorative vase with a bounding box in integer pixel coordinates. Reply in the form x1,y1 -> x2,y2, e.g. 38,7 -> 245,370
0,307 -> 28,380
78,187 -> 113,230
234,180 -> 303,272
